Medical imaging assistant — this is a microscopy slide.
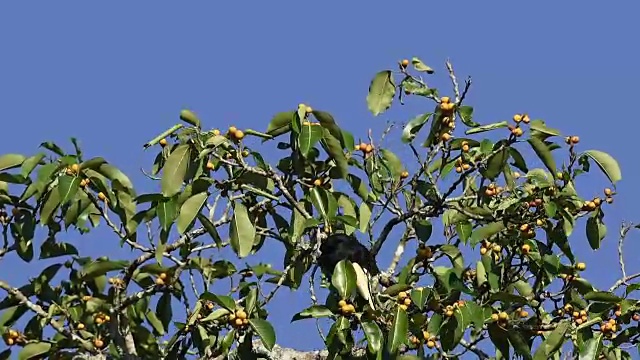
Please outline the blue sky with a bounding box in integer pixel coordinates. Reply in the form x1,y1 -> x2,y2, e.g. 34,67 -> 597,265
1,1 -> 640,355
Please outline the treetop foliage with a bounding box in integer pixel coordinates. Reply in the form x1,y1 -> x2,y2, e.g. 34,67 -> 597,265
0,55 -> 635,360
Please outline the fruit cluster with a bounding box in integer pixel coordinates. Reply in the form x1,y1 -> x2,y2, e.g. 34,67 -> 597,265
454,156 -> 471,173
337,299 -> 356,316
397,291 -> 412,311
512,113 -> 531,124
93,338 -> 105,349
479,240 -> 501,260
227,126 -> 245,141
155,272 -> 169,286
415,244 -> 433,261
565,135 -> 580,146
443,300 -> 465,317
355,142 -> 374,155
409,330 -> 440,349
2,329 -> 25,346
228,309 -> 249,329
483,183 -> 503,197
94,312 -> 110,325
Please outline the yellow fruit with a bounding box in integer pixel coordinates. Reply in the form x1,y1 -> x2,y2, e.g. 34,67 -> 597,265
345,304 -> 356,314
604,188 -> 613,196
236,310 -> 247,320
401,59 -> 410,67
398,291 -> 408,300
498,312 -> 508,320
480,247 -> 488,255
358,142 -> 368,152
445,310 -> 454,317
235,318 -> 244,327
570,136 -> 580,144
159,273 -> 167,280
492,244 -> 501,252
519,223 -> 530,232
104,315 -> 110,322
206,302 -> 214,310
313,178 -> 323,187
400,170 -> 409,179
520,310 -> 529,318
228,126 -> 237,134
71,163 -> 80,173
155,277 -> 165,286
575,318 -> 584,325
82,295 -> 92,301
206,161 -> 214,170
427,340 -> 436,348
365,144 -> 373,153
242,318 -> 249,325
461,144 -> 470,152
593,197 -> 601,206
576,262 -> 586,271
513,114 -> 523,123
422,330 -> 430,340
212,129 -> 221,136
97,192 -> 106,201
8,330 -> 18,338
399,304 -> 408,311
77,323 -> 85,330
403,298 -> 412,306
521,244 -> 531,254
6,338 -> 14,346
234,130 -> 245,140
455,166 -> 463,173
159,138 -> 168,146
95,318 -> 103,325
572,311 -> 580,318
522,114 -> 530,123
512,127 -> 523,137
491,314 -> 499,321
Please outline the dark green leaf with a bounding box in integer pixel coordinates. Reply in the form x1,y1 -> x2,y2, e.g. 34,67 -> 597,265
249,318 -> 276,351
387,306 -> 408,354
582,150 -> 622,184
332,260 -> 357,299
229,201 -> 255,258
367,70 -> 395,116
528,137 -> 556,176
177,192 -> 208,234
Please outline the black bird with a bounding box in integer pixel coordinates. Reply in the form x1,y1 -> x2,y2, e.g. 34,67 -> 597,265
318,233 -> 380,277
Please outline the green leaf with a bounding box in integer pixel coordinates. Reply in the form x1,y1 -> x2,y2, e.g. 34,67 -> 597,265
529,119 -> 561,137
21,153 -> 45,177
332,260 -> 357,299
266,111 -> 294,138
439,245 -> 465,276
146,310 -> 165,335
410,287 -> 430,310
0,154 -> 26,171
582,150 -> 622,184
465,121 -> 508,135
157,197 -> 177,232
310,187 -> 337,222
387,306 -> 408,354
361,320 -> 383,354
179,109 -> 201,128
411,57 -> 434,73
533,321 -> 569,360
229,201 -> 255,258
58,175 -> 81,205
97,163 -> 135,193
528,137 -> 556,176
584,291 -> 621,303
249,318 -> 276,351
488,323 -> 510,359
508,331 -> 532,360
579,333 -> 603,360
586,217 -> 607,250
161,144 -> 191,197
40,187 -> 61,225
18,342 -> 51,360
40,239 -> 78,259
298,122 -> 324,157
483,148 -> 508,180
380,149 -> 403,180
470,222 -> 505,246
177,192 -> 208,234
458,106 -> 480,127
291,305 -> 333,322
156,292 -> 172,333
80,259 -> 128,280
366,70 -> 395,116
321,129 -> 349,179
401,113 -> 431,143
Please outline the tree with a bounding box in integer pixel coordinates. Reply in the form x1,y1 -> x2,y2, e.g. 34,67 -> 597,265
0,55 -> 634,360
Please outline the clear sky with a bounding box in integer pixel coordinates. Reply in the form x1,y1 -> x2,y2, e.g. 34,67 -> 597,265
1,1 -> 640,356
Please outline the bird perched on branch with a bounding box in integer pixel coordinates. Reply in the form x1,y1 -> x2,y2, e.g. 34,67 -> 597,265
317,233 -> 380,277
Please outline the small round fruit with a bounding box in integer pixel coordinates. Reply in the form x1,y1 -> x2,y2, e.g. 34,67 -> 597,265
234,130 -> 245,140
498,312 -> 508,320
313,178 -> 323,187
401,59 -> 410,68
212,129 -> 221,136
365,144 -> 373,153
77,323 -> 85,330
155,277 -> 165,286
400,170 -> 409,179
241,150 -> 250,157
513,171 -> 521,178
71,163 -> 80,173
159,138 -> 168,146
604,188 -> 613,196
358,142 -> 368,152
492,244 -> 501,252
455,166 -> 463,173
236,310 -> 247,320
461,144 -> 470,152
576,262 -> 586,271
440,133 -> 451,142
513,114 -> 523,123
206,161 -> 214,170
426,340 -> 436,348
522,114 -> 530,123
512,127 -> 523,137
403,298 -> 412,306
399,304 -> 408,311
521,244 -> 531,254
6,338 -> 14,346
159,272 -> 167,280
570,136 -> 580,144
480,247 -> 488,255
228,126 -> 238,134
520,310 -> 529,318
491,313 -> 499,321
398,291 -> 408,300
94,338 -> 104,349
338,300 -> 347,307
104,315 -> 110,322
235,318 -> 244,327
97,192 -> 106,201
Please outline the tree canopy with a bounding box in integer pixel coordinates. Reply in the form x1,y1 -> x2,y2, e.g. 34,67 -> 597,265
0,57 -> 635,360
